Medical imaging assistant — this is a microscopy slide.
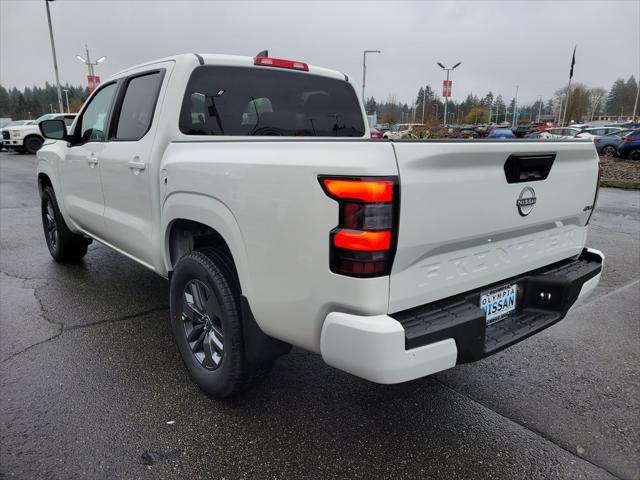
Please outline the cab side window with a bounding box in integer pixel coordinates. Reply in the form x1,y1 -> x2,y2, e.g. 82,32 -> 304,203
114,72 -> 163,141
77,83 -> 117,143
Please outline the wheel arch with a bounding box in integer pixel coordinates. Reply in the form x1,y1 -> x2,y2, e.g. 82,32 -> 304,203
162,192 -> 251,298
37,172 -> 53,196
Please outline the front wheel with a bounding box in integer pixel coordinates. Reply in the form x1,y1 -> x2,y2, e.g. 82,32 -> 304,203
170,249 -> 270,398
24,136 -> 44,154
41,187 -> 89,262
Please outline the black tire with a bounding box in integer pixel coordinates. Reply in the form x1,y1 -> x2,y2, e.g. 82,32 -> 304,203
170,248 -> 270,398
629,149 -> 640,161
24,136 -> 44,154
601,145 -> 617,158
41,187 -> 88,262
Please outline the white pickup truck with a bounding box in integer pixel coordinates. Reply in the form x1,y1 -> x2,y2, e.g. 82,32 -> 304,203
36,53 -> 603,398
4,113 -> 76,154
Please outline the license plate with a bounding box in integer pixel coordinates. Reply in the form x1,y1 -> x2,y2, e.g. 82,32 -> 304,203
480,284 -> 517,325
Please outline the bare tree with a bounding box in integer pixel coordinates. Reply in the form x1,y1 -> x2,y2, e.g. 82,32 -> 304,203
380,94 -> 399,125
588,87 -> 607,120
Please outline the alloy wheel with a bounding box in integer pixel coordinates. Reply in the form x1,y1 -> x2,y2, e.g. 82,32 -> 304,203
44,200 -> 58,249
181,279 -> 224,370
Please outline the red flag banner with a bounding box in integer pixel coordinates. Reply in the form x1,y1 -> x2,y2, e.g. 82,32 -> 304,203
87,75 -> 101,94
442,80 -> 452,98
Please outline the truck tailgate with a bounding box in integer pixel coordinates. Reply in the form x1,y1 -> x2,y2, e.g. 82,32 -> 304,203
389,140 -> 599,313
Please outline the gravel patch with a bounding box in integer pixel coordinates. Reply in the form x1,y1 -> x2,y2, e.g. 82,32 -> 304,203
599,156 -> 640,189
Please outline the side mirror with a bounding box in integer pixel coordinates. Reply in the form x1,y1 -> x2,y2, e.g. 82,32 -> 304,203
39,119 -> 69,141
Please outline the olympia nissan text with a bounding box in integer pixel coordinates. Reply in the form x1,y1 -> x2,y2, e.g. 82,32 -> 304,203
36,53 -> 604,397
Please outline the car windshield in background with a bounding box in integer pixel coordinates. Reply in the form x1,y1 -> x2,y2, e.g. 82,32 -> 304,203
35,114 -> 55,123
179,66 -> 365,137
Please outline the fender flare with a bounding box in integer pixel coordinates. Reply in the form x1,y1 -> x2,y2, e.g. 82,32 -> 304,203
36,157 -> 69,219
161,191 -> 252,298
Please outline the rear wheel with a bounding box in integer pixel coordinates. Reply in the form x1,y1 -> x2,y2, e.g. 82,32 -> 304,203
170,248 -> 270,398
629,149 -> 640,161
601,145 -> 617,158
41,187 -> 89,262
24,136 -> 44,154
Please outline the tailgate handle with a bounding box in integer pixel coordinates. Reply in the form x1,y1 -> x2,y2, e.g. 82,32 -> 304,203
504,153 -> 555,183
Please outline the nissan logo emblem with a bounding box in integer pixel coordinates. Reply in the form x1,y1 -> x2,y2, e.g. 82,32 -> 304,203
516,187 -> 536,216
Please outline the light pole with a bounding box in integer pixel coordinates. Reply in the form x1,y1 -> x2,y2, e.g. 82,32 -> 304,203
537,96 -> 543,123
63,89 -> 70,113
511,85 -> 519,129
45,0 -> 64,114
362,50 -> 381,106
437,61 -> 461,126
76,45 -> 106,90
633,79 -> 639,121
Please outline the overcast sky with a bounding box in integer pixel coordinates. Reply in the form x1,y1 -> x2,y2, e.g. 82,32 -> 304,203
1,0 -> 638,105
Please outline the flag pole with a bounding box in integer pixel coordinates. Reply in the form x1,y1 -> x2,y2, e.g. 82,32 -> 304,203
562,45 -> 576,126
562,79 -> 572,126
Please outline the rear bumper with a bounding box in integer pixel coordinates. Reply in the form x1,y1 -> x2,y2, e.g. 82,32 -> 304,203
320,248 -> 603,384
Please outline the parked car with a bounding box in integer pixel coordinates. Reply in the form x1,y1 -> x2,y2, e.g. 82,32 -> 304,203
617,129 -> 640,160
383,123 -> 423,139
3,114 -> 76,154
487,127 -> 515,139
575,127 -> 623,138
537,127 -> 584,139
593,129 -> 635,157
36,53 -> 603,398
369,128 -> 384,139
0,120 -> 36,151
513,124 -> 537,138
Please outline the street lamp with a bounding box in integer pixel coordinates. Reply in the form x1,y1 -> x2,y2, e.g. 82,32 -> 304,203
63,89 -> 70,113
45,0 -> 64,114
437,61 -> 461,126
362,50 -> 381,106
76,45 -> 106,79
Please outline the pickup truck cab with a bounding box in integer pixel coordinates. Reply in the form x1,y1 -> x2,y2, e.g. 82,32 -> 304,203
5,113 -> 76,154
36,53 -> 603,398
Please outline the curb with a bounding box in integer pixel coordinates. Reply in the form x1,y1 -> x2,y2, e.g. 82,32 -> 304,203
600,180 -> 640,190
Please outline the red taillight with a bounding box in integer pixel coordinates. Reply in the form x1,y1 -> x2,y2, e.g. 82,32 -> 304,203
254,56 -> 309,71
319,176 -> 399,277
623,136 -> 635,141
334,230 -> 391,251
322,179 -> 393,202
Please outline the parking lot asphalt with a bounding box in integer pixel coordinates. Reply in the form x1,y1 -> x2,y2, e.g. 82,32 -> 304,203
1,151 -> 638,480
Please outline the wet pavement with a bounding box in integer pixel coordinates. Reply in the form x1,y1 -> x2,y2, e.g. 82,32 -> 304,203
1,151 -> 638,479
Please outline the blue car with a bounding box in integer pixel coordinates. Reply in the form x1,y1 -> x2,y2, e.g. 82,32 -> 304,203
594,129 -> 635,157
617,130 -> 640,160
487,127 -> 514,139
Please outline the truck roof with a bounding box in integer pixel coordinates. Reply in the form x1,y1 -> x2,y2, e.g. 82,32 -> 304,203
110,53 -> 348,82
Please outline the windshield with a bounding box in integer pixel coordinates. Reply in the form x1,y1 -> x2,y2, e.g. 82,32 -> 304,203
35,114 -> 55,123
179,66 -> 365,137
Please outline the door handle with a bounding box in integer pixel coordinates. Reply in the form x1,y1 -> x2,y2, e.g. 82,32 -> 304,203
87,153 -> 98,166
128,159 -> 146,171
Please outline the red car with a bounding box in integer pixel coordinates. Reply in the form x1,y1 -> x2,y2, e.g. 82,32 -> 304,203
369,128 -> 384,139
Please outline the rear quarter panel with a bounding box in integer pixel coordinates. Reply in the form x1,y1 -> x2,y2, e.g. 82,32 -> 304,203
161,140 -> 398,352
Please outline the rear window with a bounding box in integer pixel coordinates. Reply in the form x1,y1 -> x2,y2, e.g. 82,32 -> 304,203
179,66 -> 365,137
